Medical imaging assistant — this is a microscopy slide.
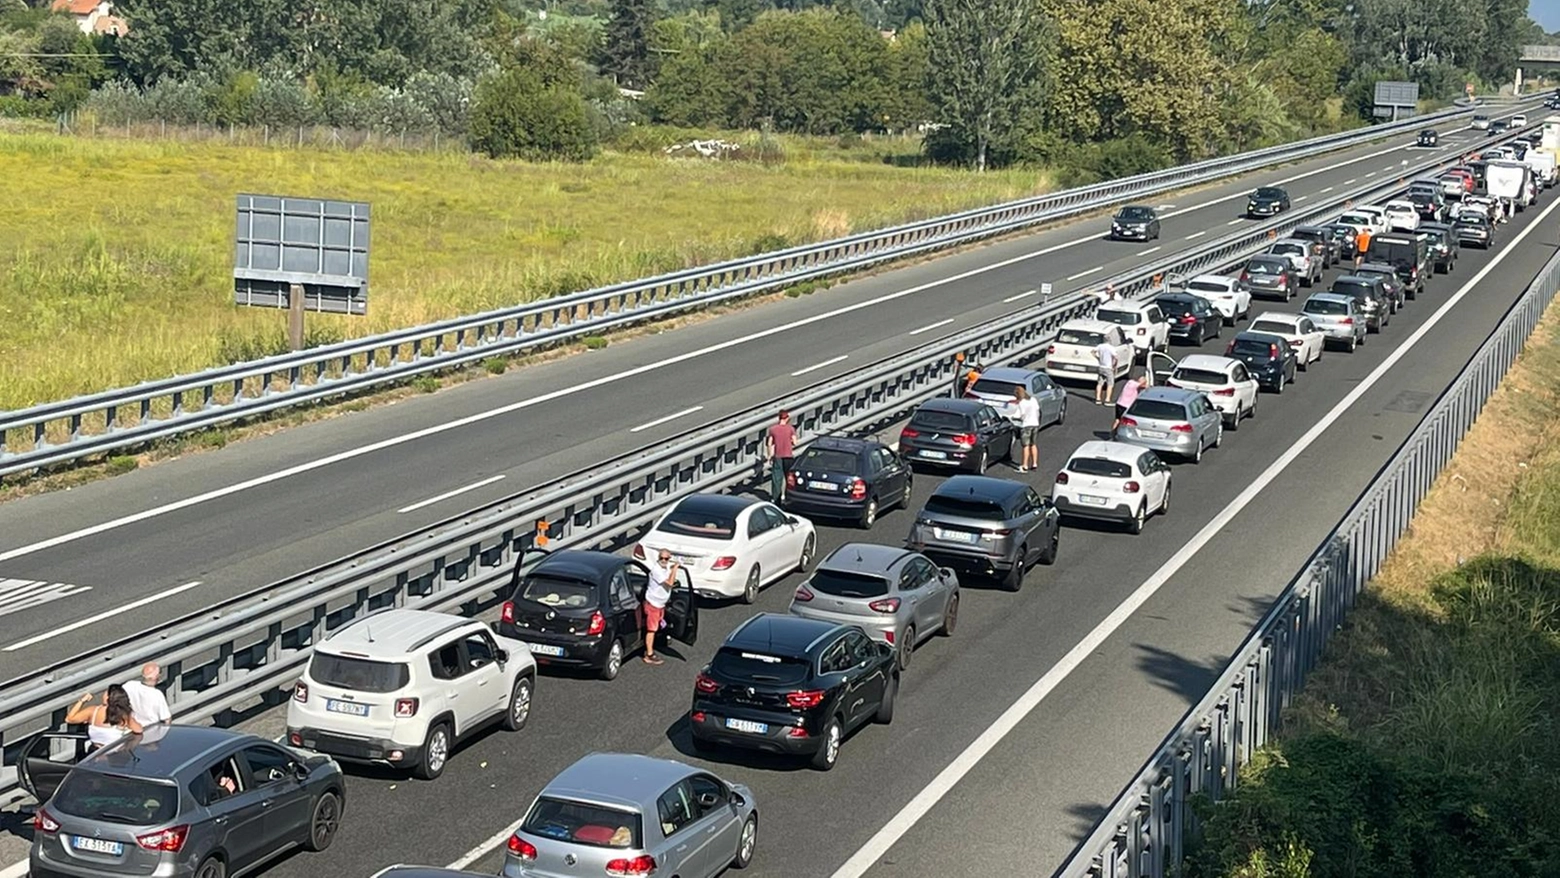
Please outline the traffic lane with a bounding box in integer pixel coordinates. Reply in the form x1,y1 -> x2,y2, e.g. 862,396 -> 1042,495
0,121 -> 1485,561
848,209 -> 1560,876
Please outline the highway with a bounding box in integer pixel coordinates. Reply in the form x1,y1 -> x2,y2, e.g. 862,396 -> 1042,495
0,119 -> 1509,682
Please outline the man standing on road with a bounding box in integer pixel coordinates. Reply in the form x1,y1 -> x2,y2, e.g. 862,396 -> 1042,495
765,410 -> 798,503
643,551 -> 678,666
1354,226 -> 1372,269
1012,387 -> 1041,473
1094,338 -> 1119,406
122,662 -> 171,728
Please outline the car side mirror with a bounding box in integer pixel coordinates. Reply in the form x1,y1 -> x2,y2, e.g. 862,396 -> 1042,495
786,515 -> 801,526
495,648 -> 509,664
939,567 -> 956,580
291,761 -> 310,782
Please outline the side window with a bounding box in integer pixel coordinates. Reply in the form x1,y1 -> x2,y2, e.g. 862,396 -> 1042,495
1148,307 -> 1163,323
656,781 -> 697,838
688,774 -> 727,816
873,448 -> 895,472
429,641 -> 464,681
820,638 -> 851,674
1024,488 -> 1045,512
624,564 -> 648,601
760,505 -> 787,529
900,558 -> 931,591
1139,453 -> 1158,475
846,631 -> 877,664
747,509 -> 775,539
241,745 -> 293,787
1233,365 -> 1249,383
463,632 -> 497,670
611,572 -> 637,610
195,755 -> 245,804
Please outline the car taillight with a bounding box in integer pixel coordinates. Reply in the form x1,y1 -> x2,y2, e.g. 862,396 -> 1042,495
1119,417 -> 1138,428
787,690 -> 827,709
1224,341 -> 1235,354
868,598 -> 901,614
1047,344 -> 1056,354
952,433 -> 977,447
695,672 -> 719,693
587,611 -> 606,636
293,681 -> 309,703
135,825 -> 189,853
1340,317 -> 1354,325
508,835 -> 538,862
1135,327 -> 1146,336
1180,315 -> 1196,324
501,601 -> 516,624
1171,424 -> 1195,433
1270,344 -> 1280,358
849,477 -> 867,499
33,808 -> 59,834
1240,272 -> 1250,283
794,585 -> 815,602
786,471 -> 798,488
1278,272 -> 1289,281
1055,471 -> 1069,484
712,556 -> 737,570
900,428 -> 919,440
1290,337 -> 1303,347
606,855 -> 657,877
1123,481 -> 1141,493
1214,388 -> 1235,396
632,544 -> 645,560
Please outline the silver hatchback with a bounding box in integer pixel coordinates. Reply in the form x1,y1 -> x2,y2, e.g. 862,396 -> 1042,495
1301,293 -> 1367,352
1113,386 -> 1223,463
788,542 -> 960,670
503,753 -> 758,878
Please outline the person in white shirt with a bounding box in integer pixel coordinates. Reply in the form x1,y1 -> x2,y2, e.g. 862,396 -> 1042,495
643,552 -> 678,666
1094,340 -> 1118,405
123,662 -> 172,727
1011,387 -> 1042,472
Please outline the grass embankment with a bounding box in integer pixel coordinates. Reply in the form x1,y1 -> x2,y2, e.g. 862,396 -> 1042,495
1187,304 -> 1560,878
0,130 -> 1046,411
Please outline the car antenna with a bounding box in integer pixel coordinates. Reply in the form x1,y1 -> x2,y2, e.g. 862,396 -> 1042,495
365,618 -> 374,643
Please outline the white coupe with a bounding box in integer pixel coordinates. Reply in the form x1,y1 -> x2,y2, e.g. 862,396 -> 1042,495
635,493 -> 816,603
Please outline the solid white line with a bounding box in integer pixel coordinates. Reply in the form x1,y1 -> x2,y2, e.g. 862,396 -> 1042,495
0,131 -> 1441,564
0,862 -> 26,878
791,355 -> 849,376
1137,246 -> 1162,257
396,475 -> 507,514
826,192 -> 1560,878
450,820 -> 524,870
1002,290 -> 1037,303
1185,231 -> 1206,240
1156,204 -> 1176,210
1065,267 -> 1103,281
5,581 -> 204,652
629,405 -> 703,433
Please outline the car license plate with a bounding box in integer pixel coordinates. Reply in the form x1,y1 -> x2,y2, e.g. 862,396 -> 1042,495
1079,494 -> 1108,505
1066,364 -> 1086,372
526,644 -> 565,657
725,718 -> 768,734
1139,429 -> 1167,439
807,480 -> 838,491
933,528 -> 978,544
919,450 -> 948,460
71,836 -> 123,856
325,699 -> 369,717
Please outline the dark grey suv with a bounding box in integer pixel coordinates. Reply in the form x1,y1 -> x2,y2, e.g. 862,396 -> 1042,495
23,724 -> 345,878
905,475 -> 1060,592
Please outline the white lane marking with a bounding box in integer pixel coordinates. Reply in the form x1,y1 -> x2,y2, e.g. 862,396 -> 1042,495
1156,204 -> 1176,210
1003,290 -> 1037,303
629,405 -> 704,433
5,581 -> 204,652
0,862 -> 25,878
396,475 -> 508,514
1137,246 -> 1162,257
0,578 -> 94,618
450,819 -> 525,871
1295,195 -> 1309,203
791,355 -> 850,376
1345,178 -> 1358,184
0,131 -> 1442,563
1226,219 -> 1244,226
909,318 -> 955,335
1185,231 -> 1206,240
1319,186 -> 1334,193
826,193 -> 1560,878
1365,171 -> 1376,178
1066,267 -> 1103,281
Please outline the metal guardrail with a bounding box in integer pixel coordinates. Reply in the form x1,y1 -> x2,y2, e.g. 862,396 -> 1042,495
0,132 -> 1504,799
0,100 -> 1506,479
1056,207 -> 1560,878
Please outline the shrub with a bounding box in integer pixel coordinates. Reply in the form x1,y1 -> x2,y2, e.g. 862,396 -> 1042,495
468,66 -> 598,162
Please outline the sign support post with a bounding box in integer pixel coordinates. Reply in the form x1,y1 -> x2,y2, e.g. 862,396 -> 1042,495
288,283 -> 306,351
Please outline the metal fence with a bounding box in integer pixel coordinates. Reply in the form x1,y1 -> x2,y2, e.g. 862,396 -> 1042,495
1056,221 -> 1560,878
0,100 -> 1507,479
0,133 -> 1498,797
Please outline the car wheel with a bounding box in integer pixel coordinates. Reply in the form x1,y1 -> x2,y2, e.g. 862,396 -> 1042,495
1040,529 -> 1059,565
414,723 -> 450,780
1227,406 -> 1240,432
897,626 -> 915,670
305,791 -> 342,852
1192,326 -> 1204,346
1128,503 -> 1146,535
502,676 -> 533,731
1192,439 -> 1204,464
1056,397 -> 1067,425
875,676 -> 898,724
1347,335 -> 1357,353
195,857 -> 226,878
1160,479 -> 1172,515
974,448 -> 989,473
1248,395 -> 1257,419
1274,373 -> 1284,394
900,478 -> 913,510
733,813 -> 759,870
811,717 -> 843,771
600,640 -> 624,681
1002,554 -> 1025,592
742,565 -> 761,604
940,593 -> 959,636
798,534 -> 816,570
858,497 -> 879,528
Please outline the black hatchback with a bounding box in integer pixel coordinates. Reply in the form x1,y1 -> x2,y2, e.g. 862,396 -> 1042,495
897,398 -> 1015,473
782,435 -> 913,528
690,613 -> 897,771
1247,186 -> 1291,217
1225,331 -> 1298,392
1154,292 -> 1222,345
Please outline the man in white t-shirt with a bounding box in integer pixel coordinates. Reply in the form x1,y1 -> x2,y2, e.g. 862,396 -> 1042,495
1094,340 -> 1118,405
1011,387 -> 1042,472
123,662 -> 172,728
642,551 -> 678,666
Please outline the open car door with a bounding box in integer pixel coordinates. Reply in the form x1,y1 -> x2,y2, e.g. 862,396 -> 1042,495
1146,351 -> 1178,388
502,546 -> 553,598
662,566 -> 700,647
17,731 -> 90,805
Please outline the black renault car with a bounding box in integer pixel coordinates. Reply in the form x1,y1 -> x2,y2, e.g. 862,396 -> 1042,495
782,435 -> 912,528
897,398 -> 1015,473
1418,128 -> 1439,147
498,549 -> 699,680
1154,291 -> 1223,345
1225,331 -> 1298,393
690,613 -> 897,771
1246,186 -> 1291,217
1109,205 -> 1161,241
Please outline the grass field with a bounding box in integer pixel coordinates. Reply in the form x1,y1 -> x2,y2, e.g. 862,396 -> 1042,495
0,128 -> 1048,410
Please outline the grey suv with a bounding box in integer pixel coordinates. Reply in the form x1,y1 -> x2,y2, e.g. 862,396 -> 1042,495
905,475 -> 1060,592
23,724 -> 345,878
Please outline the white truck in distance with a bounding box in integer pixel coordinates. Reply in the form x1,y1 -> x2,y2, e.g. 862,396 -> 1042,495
1486,161 -> 1533,211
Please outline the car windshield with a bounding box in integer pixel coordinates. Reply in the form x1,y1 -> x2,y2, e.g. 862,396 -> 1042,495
52,772 -> 179,825
658,507 -> 738,540
1187,280 -> 1231,294
1117,207 -> 1153,220
909,409 -> 972,431
1067,457 -> 1133,478
519,574 -> 599,609
1245,261 -> 1280,275
923,494 -> 1006,519
1305,299 -> 1349,315
808,569 -> 891,598
795,448 -> 859,473
1250,320 -> 1294,334
522,797 -> 642,850
1173,367 -> 1229,385
1096,308 -> 1141,325
710,647 -> 812,685
1056,329 -> 1106,346
1254,187 -> 1284,198
970,378 -> 1024,397
308,653 -> 410,693
1232,339 -> 1278,356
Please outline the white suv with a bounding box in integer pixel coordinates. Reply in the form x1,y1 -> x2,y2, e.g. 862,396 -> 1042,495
287,608 -> 537,780
1095,300 -> 1170,357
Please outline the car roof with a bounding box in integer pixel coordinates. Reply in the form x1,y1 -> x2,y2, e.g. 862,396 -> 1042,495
1333,273 -> 1381,284
915,397 -> 985,415
1096,300 -> 1157,314
1176,354 -> 1237,372
1136,386 -> 1201,405
1155,291 -> 1203,302
1067,440 -> 1151,463
976,366 -> 1043,383
532,550 -> 628,582
1306,292 -> 1354,304
1246,254 -> 1287,264
819,542 -> 916,574
1250,311 -> 1303,324
1292,225 -> 1328,234
1116,204 -> 1156,213
1269,238 -> 1307,248
321,608 -> 476,657
1058,318 -> 1118,334
806,435 -> 881,454
726,612 -> 841,657
931,474 -> 1028,502
672,493 -> 757,518
543,753 -> 697,813
1232,330 -> 1290,346
1187,273 -> 1237,286
1383,199 -> 1414,207
81,725 -> 259,779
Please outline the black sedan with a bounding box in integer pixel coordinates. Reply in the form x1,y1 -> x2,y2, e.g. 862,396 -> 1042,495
1453,213 -> 1493,248
1418,129 -> 1439,147
1154,292 -> 1222,345
1110,205 -> 1161,241
691,613 -> 897,771
782,435 -> 912,528
1225,331 -> 1298,393
1420,222 -> 1459,272
897,398 -> 1015,474
1247,186 -> 1291,217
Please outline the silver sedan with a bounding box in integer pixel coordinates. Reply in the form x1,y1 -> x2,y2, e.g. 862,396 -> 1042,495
788,542 -> 959,670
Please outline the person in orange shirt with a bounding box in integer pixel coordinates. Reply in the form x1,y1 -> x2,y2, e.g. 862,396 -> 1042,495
1354,226 -> 1372,269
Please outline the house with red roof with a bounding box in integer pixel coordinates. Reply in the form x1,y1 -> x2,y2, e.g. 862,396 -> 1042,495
50,0 -> 129,37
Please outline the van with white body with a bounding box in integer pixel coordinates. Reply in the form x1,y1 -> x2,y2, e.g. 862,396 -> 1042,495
1525,149 -> 1556,187
1486,160 -> 1533,210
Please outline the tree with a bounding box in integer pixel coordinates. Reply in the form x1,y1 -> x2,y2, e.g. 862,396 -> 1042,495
468,46 -> 598,161
711,9 -> 890,134
642,10 -> 727,125
602,0 -> 656,89
922,0 -> 1048,171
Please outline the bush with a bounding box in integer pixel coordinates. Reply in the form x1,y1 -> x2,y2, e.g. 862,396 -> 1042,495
468,66 -> 598,162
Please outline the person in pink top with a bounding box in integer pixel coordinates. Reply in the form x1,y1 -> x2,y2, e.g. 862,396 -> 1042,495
1113,374 -> 1149,434
765,410 -> 798,502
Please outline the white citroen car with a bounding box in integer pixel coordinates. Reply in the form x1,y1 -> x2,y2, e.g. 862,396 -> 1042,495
634,493 -> 816,603
1166,354 -> 1261,428
1183,274 -> 1253,325
1248,311 -> 1325,370
1051,440 -> 1172,535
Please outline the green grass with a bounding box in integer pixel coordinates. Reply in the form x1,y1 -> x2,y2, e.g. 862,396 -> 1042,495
0,127 -> 1048,411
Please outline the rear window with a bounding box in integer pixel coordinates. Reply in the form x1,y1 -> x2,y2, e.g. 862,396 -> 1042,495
1250,320 -> 1293,335
1232,339 -> 1278,356
711,647 -> 811,685
519,574 -> 600,609
1056,329 -> 1105,346
1096,308 -> 1141,325
809,569 -> 890,598
1128,399 -> 1189,420
52,772 -> 179,825
795,448 -> 859,473
309,653 -> 410,693
1187,281 -> 1230,294
1331,281 -> 1371,298
1269,244 -> 1303,256
970,378 -> 1023,397
658,507 -> 737,540
1245,260 -> 1280,275
1066,458 -> 1132,478
923,495 -> 1007,519
909,409 -> 972,431
1172,367 -> 1228,385
523,796 -> 642,850
1305,299 -> 1349,315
